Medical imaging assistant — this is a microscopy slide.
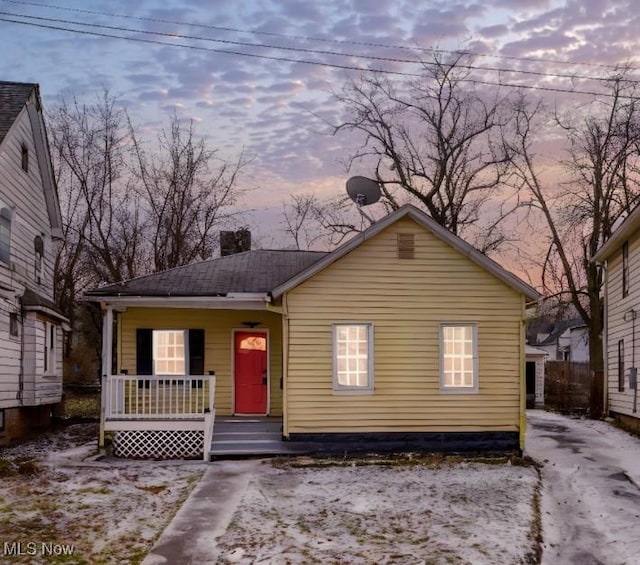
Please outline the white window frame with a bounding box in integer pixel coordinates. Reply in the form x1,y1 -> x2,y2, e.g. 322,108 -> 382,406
152,329 -> 188,376
332,323 -> 374,393
44,322 -> 56,376
439,323 -> 479,393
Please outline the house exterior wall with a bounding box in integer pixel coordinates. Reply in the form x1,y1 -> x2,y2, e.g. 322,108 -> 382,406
117,307 -> 284,416
606,235 -> 640,421
284,217 -> 525,439
569,327 -> 589,363
535,360 -> 545,406
0,91 -> 63,429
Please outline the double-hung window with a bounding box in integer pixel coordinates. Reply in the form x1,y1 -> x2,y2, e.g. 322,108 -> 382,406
44,322 -> 56,375
333,323 -> 374,392
153,330 -> 186,375
440,323 -> 478,392
135,328 -> 205,376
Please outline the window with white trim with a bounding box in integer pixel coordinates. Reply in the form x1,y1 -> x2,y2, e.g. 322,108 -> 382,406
153,330 -> 186,375
34,235 -> 44,284
333,323 -> 374,391
440,324 -> 478,391
44,322 -> 56,375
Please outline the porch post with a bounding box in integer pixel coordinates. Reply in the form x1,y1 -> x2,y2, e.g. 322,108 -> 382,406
99,304 -> 114,451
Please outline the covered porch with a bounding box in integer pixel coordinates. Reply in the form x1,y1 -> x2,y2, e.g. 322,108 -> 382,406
98,296 -> 288,460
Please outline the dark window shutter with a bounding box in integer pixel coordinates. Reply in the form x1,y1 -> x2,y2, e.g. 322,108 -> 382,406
136,329 -> 153,375
189,329 -> 205,375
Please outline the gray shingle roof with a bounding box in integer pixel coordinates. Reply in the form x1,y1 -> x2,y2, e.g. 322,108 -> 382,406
86,250 -> 329,297
0,81 -> 36,145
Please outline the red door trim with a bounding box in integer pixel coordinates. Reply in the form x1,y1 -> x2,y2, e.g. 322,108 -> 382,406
232,329 -> 269,415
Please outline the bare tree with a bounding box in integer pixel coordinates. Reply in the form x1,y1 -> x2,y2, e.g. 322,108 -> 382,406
50,92 -> 250,373
51,90 -> 146,291
129,113 -> 248,271
509,73 -> 640,415
331,51 -> 516,249
281,194 -> 322,250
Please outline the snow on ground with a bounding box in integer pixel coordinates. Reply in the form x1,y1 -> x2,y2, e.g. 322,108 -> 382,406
213,457 -> 540,565
526,410 -> 640,565
0,424 -> 204,564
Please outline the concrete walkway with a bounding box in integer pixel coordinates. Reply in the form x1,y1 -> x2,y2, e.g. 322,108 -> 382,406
141,459 -> 262,565
526,410 -> 640,565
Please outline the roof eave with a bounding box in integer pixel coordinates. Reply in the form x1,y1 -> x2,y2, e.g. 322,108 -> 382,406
593,205 -> 640,263
88,294 -> 271,310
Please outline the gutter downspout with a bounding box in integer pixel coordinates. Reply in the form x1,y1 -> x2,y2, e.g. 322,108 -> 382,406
520,296 -> 526,454
603,261 -> 609,417
17,304 -> 24,404
281,293 -> 289,439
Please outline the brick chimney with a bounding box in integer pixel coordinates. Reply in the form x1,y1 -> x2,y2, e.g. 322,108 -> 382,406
220,229 -> 251,256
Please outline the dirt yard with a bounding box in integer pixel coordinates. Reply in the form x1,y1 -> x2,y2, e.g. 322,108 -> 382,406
0,425 -> 541,564
213,457 -> 541,565
0,424 -> 204,564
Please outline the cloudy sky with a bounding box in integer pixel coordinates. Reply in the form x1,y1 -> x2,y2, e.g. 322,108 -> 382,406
0,0 -> 638,245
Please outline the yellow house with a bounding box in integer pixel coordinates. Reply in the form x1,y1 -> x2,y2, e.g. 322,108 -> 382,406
86,205 -> 539,459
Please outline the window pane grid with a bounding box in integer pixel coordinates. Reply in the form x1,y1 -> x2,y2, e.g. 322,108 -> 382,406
153,330 -> 186,375
335,324 -> 370,388
442,325 -> 475,388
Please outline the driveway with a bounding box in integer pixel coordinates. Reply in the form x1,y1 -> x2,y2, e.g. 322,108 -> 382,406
526,410 -> 640,565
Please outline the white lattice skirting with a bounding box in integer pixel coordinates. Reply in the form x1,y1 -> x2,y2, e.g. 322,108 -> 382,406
114,430 -> 205,459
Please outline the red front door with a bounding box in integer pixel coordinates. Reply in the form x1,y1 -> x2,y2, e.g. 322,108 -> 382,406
234,331 -> 268,414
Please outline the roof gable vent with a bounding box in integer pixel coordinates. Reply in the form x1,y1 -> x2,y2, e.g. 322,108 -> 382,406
397,233 -> 415,259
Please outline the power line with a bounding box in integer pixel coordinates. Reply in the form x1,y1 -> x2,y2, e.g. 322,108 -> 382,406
0,16 -> 419,76
0,15 -> 637,101
1,9 -> 635,86
0,0 -> 634,73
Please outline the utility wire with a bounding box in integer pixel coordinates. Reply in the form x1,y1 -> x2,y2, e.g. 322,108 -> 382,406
0,16 -> 637,101
0,0 -> 634,72
0,10 -> 635,85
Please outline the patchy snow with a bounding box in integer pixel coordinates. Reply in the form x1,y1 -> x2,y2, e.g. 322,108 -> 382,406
12,412 -> 639,564
526,410 -> 640,565
0,424 -> 204,564
212,457 -> 540,565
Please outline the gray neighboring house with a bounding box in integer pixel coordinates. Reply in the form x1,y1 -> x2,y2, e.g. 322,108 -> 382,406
0,81 -> 69,443
529,317 -> 589,362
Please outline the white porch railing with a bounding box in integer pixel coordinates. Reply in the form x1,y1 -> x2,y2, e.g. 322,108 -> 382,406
100,374 -> 216,460
104,375 -> 215,419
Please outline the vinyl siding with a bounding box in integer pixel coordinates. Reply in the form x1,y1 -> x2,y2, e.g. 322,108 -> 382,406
118,308 -> 283,416
606,234 -> 640,418
0,96 -> 61,408
284,217 -> 524,435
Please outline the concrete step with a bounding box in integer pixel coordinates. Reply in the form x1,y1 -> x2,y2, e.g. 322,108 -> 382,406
213,432 -> 282,442
214,421 -> 282,434
210,440 -> 319,456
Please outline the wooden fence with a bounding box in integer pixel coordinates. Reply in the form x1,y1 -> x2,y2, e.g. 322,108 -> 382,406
544,361 -> 592,415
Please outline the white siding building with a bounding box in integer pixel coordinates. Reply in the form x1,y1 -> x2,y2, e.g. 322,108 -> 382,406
0,82 -> 68,442
594,205 -> 640,431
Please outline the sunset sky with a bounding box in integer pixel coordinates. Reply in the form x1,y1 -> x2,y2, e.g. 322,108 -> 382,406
0,0 -> 638,249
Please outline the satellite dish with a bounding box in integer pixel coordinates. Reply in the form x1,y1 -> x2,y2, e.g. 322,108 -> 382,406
346,176 -> 381,207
